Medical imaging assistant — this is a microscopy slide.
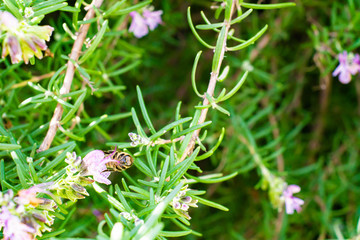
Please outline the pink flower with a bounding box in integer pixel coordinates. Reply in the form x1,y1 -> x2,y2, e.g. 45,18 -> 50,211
17,183 -> 53,207
129,8 -> 163,38
282,185 -> 304,214
2,35 -> 22,64
0,206 -> 35,240
143,9 -> 163,30
81,150 -> 115,185
333,51 -> 360,84
0,10 -> 54,64
129,11 -> 149,38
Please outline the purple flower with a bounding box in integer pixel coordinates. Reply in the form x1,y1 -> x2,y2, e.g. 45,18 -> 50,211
143,9 -> 163,30
0,206 -> 35,240
129,11 -> 149,38
81,150 -> 115,185
333,51 -> 360,84
128,8 -> 163,38
2,35 -> 22,64
282,185 -> 304,214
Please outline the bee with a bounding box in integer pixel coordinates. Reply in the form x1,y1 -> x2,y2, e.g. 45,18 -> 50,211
104,150 -> 134,172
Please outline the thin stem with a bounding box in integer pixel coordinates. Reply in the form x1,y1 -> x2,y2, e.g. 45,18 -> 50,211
238,135 -> 271,179
11,72 -> 55,89
38,0 -> 104,152
308,52 -> 332,162
180,0 -> 236,162
152,136 -> 185,146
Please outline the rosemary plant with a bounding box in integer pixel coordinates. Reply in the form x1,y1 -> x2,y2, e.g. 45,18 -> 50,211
1,0 -> 360,239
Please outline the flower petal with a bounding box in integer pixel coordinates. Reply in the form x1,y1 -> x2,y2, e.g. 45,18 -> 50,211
129,11 -> 149,38
143,9 -> 163,31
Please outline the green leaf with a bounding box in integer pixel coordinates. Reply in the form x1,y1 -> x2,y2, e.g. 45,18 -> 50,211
149,117 -> 192,141
81,112 -> 131,123
33,2 -> 68,17
224,0 -> 234,20
185,171 -> 238,184
133,158 -> 153,177
131,108 -> 147,138
0,143 -> 21,150
93,183 -> 126,212
196,128 -> 225,160
115,184 -> 133,212
79,20 -> 109,63
80,114 -> 108,135
212,25 -> 227,73
179,108 -> 201,154
48,65 -> 67,91
171,121 -> 212,140
230,9 -> 253,24
196,22 -> 224,30
61,89 -> 87,124
165,148 -> 200,190
227,25 -> 268,51
191,51 -> 204,98
60,6 -> 81,12
218,66 -> 230,82
122,191 -> 148,200
35,141 -> 75,158
107,60 -> 141,77
104,213 -> 114,229
103,0 -> 126,16
241,2 -> 296,9
40,229 -> 66,239
145,147 -> 157,176
156,156 -> 169,196
107,0 -> 152,16
159,230 -> 192,237
129,186 -> 150,198
106,142 -> 134,149
0,160 -> 5,191
137,86 -> 156,134
218,71 -> 248,102
187,7 -> 215,49
4,0 -> 23,19
58,127 -> 85,141
200,11 -> 246,43
32,0 -> 66,10
191,195 -> 229,211
37,142 -> 76,177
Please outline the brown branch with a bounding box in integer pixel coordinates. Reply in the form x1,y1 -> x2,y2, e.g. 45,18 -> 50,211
179,1 -> 236,162
38,0 -> 104,152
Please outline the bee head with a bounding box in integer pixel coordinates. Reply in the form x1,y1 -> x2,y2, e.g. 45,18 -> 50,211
121,155 -> 133,167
